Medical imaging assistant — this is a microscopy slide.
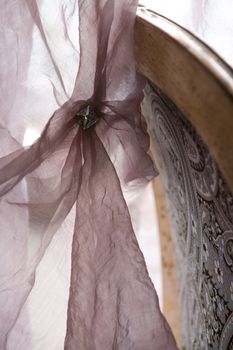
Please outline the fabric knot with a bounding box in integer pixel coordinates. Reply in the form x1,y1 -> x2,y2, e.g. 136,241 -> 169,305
75,105 -> 99,130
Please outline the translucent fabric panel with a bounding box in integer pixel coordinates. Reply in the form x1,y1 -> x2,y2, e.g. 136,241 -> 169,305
0,1 -> 177,349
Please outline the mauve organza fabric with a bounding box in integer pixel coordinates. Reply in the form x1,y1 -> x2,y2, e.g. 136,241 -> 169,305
0,0 -> 177,349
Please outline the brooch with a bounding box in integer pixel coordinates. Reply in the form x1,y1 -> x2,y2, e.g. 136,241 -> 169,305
75,105 -> 99,130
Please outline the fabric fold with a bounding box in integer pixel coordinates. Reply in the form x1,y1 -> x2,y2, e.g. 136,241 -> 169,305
65,129 -> 176,349
0,0 -> 177,348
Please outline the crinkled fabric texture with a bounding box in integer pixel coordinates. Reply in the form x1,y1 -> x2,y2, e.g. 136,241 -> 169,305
0,0 -> 177,349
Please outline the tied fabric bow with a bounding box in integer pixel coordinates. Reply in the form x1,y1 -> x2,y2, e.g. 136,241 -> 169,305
0,0 -> 178,349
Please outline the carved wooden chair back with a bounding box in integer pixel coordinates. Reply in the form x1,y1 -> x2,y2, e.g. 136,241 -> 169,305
135,7 -> 233,349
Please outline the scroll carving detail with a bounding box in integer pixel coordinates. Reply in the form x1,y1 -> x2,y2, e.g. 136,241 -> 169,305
143,84 -> 233,350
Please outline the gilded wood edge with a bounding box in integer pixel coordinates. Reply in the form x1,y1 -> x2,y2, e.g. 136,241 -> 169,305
136,6 -> 233,95
152,176 -> 181,346
135,6 -> 233,194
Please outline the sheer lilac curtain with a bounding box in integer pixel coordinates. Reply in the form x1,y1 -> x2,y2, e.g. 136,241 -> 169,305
0,0 -> 177,349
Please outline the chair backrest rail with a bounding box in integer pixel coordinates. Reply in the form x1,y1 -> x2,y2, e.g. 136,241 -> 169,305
135,7 -> 233,194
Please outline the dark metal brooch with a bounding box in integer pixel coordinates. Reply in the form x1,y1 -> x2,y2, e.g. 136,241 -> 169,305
75,105 -> 99,130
